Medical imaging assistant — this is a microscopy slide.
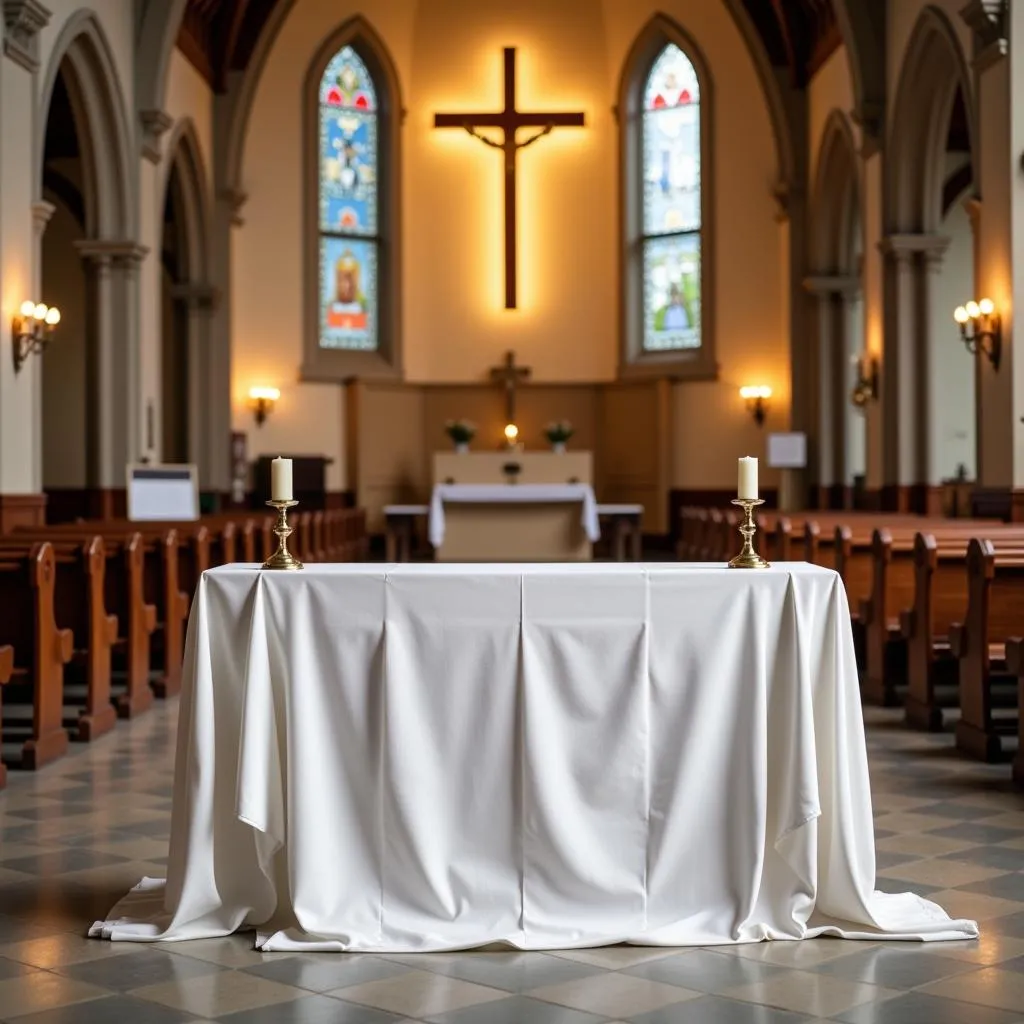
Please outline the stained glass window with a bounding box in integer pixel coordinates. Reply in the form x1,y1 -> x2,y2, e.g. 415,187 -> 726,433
318,45 -> 379,351
641,43 -> 701,352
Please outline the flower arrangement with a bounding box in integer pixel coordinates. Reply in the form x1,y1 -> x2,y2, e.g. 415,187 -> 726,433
543,421 -> 574,445
445,419 -> 476,446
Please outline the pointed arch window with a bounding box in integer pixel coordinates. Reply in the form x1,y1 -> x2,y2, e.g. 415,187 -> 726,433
621,26 -> 714,378
304,26 -> 401,380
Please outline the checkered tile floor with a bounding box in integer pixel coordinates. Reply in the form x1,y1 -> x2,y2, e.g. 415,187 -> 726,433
0,703 -> 1023,1023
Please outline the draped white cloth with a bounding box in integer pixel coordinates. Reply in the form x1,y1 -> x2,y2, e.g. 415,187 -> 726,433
92,563 -> 977,952
428,484 -> 600,547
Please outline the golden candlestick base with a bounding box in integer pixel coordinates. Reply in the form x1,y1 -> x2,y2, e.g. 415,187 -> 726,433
728,498 -> 770,569
263,500 -> 304,570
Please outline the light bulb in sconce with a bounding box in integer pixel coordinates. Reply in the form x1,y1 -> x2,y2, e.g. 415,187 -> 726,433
739,386 -> 772,427
954,297 -> 1001,369
504,423 -> 519,446
12,299 -> 61,373
248,386 -> 281,427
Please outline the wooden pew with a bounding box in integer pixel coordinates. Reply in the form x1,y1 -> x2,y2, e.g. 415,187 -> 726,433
0,543 -> 72,769
31,523 -> 188,699
14,528 -> 156,719
1004,638 -> 1024,788
952,539 -> 1024,761
0,535 -> 117,741
0,644 -> 13,788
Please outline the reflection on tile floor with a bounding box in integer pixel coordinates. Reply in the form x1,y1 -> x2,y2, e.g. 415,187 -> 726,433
0,704 -> 1022,1023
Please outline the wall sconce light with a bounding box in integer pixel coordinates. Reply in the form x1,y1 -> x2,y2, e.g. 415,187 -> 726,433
503,423 -> 520,449
739,385 -> 772,427
12,300 -> 60,373
850,355 -> 879,409
953,298 -> 1001,369
248,386 -> 280,426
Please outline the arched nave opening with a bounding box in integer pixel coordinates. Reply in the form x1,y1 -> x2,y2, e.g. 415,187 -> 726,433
160,121 -> 213,475
37,14 -> 136,521
807,110 -> 863,510
885,5 -> 976,511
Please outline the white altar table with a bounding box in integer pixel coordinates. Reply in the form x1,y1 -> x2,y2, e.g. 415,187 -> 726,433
429,483 -> 600,561
93,563 -> 977,952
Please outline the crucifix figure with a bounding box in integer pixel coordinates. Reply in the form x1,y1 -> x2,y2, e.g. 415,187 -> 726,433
434,47 -> 585,309
490,350 -> 530,424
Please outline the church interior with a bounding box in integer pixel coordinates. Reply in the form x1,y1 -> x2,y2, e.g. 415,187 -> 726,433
1,0 -> 1024,1021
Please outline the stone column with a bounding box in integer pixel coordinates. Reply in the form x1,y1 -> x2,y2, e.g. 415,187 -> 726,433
878,234 -> 949,511
170,283 -> 221,495
75,241 -> 148,516
804,275 -> 862,508
961,0 -> 1024,518
29,200 -> 55,496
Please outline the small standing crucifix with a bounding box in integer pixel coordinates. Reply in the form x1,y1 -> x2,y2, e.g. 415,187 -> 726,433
434,47 -> 585,309
490,350 -> 531,424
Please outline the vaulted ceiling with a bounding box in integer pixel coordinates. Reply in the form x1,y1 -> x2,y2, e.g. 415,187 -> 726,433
177,0 -> 844,95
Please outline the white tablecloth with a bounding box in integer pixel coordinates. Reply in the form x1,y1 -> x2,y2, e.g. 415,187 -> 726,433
93,563 -> 977,951
428,483 -> 600,547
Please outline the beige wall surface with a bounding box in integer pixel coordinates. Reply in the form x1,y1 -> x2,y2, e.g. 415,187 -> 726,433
234,0 -> 784,493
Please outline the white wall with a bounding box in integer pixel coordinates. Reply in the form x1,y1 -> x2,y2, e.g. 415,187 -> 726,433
930,197 -> 975,480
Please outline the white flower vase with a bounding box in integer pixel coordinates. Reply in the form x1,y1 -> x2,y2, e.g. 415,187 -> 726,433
552,441 -> 566,454
455,442 -> 469,454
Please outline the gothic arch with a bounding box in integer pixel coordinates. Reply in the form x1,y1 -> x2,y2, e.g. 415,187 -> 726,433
37,10 -> 134,240
302,16 -> 404,380
162,118 -> 213,285
617,14 -> 716,378
812,110 -> 860,275
887,6 -> 975,233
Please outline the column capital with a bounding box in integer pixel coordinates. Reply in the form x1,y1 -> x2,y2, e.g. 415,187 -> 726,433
878,233 -> 950,265
171,283 -> 219,312
139,109 -> 174,164
218,188 -> 248,227
960,0 -> 1008,69
31,200 -> 55,238
3,0 -> 50,72
74,240 -> 149,268
803,274 -> 862,299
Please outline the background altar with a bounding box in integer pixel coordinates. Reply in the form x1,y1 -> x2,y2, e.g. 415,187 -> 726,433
345,378 -> 675,534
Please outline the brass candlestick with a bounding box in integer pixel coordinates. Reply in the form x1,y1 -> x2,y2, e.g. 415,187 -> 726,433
263,500 -> 304,570
728,498 -> 770,569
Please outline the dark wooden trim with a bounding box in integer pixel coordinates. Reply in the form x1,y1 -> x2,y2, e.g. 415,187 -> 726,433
0,493 -> 48,533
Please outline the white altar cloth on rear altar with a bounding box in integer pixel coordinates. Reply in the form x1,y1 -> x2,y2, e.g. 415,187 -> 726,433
92,563 -> 977,951
428,483 -> 600,548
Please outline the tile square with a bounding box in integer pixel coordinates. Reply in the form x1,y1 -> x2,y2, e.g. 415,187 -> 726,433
1,849 -> 131,876
630,993 -> 815,1024
929,823 -> 1024,844
623,948 -> 787,993
919,966 -> 1024,1013
936,845 -> 1024,871
876,858 -> 1009,888
132,971 -> 307,1018
0,971 -> 109,1019
330,970 -> 507,1018
723,968 -> 900,1018
912,802 -> 1009,821
834,989 -> 1024,1024
243,955 -> 413,993
57,949 -> 224,991
528,970 -> 700,1018
216,994 -> 405,1024
812,946 -> 978,989
547,946 -> 681,970
956,872 -> 1024,901
426,994 -> 607,1024
3,993 -> 205,1023
403,951 -> 604,992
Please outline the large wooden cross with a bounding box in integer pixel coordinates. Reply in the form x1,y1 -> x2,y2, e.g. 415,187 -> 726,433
490,350 -> 530,424
434,47 -> 585,309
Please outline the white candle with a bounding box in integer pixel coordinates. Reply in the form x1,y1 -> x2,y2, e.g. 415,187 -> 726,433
271,457 -> 293,501
738,456 -> 758,500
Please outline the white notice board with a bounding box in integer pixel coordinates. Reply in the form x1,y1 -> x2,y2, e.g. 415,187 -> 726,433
767,433 -> 807,469
127,464 -> 199,521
